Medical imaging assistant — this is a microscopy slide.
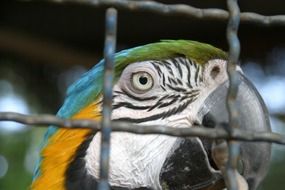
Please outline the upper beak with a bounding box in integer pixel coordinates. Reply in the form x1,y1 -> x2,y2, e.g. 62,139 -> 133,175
159,71 -> 271,190
198,71 -> 271,133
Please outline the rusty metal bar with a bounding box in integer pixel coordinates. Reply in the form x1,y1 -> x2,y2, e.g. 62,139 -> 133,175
23,0 -> 285,26
98,8 -> 117,190
225,0 -> 241,189
0,112 -> 284,144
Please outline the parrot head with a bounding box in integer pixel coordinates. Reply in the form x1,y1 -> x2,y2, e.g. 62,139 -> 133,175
32,40 -> 271,190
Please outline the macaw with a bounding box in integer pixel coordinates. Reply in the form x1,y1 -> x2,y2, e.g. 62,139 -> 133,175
31,40 -> 271,190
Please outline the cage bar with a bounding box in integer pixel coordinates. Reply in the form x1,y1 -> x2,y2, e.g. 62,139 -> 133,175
0,112 -> 284,143
224,0 -> 242,189
98,8 -> 117,190
24,0 -> 285,26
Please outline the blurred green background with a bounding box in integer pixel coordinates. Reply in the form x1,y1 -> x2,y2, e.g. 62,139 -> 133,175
0,1 -> 285,190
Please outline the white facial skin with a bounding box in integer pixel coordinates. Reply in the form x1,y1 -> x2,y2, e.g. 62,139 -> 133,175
85,58 -> 229,189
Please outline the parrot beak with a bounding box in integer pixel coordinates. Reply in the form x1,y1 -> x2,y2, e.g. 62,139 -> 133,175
197,71 -> 271,190
159,71 -> 271,190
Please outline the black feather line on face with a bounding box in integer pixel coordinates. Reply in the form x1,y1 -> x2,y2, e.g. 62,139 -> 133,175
184,59 -> 192,89
172,58 -> 183,79
113,102 -> 151,110
157,98 -> 178,109
176,78 -> 183,86
160,85 -> 166,91
162,74 -> 166,87
146,94 -> 180,112
166,84 -> 187,92
167,76 -> 173,85
186,89 -> 200,95
113,99 -> 194,123
195,65 -> 200,86
114,90 -> 158,101
169,77 -> 178,85
151,61 -> 162,78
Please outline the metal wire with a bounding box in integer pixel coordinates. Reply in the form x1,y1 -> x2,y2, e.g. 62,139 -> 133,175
224,0 -> 241,189
0,1 -> 285,190
0,111 -> 285,144
99,8 -> 117,190
23,0 -> 285,26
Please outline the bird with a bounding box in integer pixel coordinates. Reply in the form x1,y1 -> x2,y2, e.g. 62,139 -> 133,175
31,40 -> 271,190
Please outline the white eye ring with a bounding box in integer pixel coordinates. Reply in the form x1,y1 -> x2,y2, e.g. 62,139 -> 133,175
131,71 -> 154,92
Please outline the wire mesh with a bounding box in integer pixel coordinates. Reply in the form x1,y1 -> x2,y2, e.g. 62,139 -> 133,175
1,1 -> 285,190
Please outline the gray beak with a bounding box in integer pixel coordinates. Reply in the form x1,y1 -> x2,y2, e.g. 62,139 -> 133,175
159,71 -> 271,190
199,71 -> 271,189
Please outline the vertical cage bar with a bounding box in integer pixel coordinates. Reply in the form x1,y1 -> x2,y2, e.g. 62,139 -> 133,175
98,8 -> 117,190
225,0 -> 241,190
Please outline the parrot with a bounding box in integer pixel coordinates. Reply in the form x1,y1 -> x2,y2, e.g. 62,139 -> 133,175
31,40 -> 271,190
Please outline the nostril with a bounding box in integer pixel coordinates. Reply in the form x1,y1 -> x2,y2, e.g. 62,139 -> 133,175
202,113 -> 216,128
210,66 -> 221,80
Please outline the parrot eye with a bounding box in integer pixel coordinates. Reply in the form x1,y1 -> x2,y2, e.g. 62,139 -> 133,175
131,71 -> 154,92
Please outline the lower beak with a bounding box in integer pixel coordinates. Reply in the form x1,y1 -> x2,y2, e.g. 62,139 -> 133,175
159,71 -> 271,190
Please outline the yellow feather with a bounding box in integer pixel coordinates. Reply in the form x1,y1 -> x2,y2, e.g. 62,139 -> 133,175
31,101 -> 101,190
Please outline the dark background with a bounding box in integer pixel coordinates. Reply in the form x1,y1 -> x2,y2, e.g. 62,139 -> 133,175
0,1 -> 284,189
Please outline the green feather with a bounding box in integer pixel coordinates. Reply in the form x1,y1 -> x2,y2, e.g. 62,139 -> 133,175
114,40 -> 227,78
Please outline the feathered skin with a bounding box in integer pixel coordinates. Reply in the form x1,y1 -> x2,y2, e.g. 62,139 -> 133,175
31,40 -> 228,190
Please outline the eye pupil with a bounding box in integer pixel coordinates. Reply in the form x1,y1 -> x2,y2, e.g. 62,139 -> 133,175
131,71 -> 153,92
139,76 -> 148,85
